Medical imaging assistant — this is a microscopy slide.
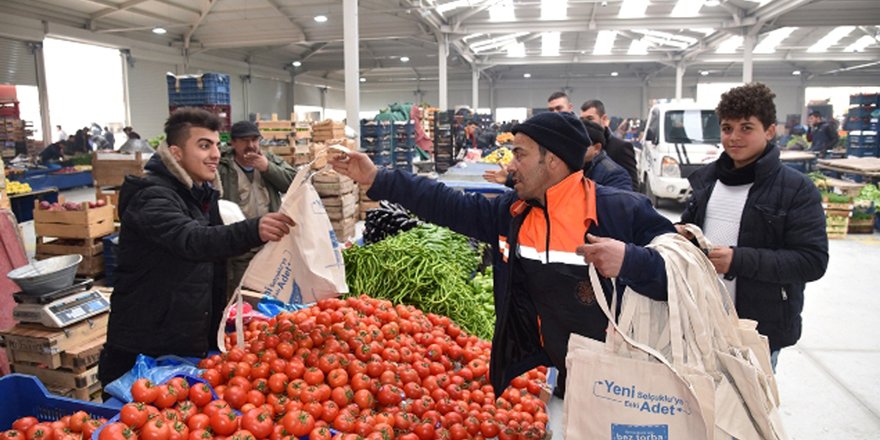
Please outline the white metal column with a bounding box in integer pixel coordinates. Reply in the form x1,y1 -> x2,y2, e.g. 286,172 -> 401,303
743,33 -> 755,83
488,78 -> 495,119
343,0 -> 360,133
675,63 -> 685,100
472,68 -> 479,110
33,42 -> 52,143
439,34 -> 448,110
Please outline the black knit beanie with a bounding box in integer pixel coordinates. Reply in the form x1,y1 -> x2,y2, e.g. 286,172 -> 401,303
512,112 -> 591,172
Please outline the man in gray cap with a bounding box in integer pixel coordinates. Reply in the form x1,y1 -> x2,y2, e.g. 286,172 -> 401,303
329,111 -> 674,398
218,120 -> 297,296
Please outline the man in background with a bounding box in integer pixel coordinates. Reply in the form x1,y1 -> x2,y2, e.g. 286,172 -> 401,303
580,99 -> 638,191
807,111 -> 839,158
547,91 -> 574,113
218,121 -> 297,297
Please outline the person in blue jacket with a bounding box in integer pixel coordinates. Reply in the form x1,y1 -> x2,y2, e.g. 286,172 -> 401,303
581,119 -> 633,191
331,111 -> 675,396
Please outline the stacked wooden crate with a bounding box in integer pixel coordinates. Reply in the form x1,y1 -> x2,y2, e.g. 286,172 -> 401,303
257,113 -> 295,141
313,170 -> 358,242
0,311 -> 109,402
292,121 -> 314,165
823,197 -> 853,240
34,198 -> 115,277
359,185 -> 379,221
312,120 -> 346,143
92,151 -> 148,221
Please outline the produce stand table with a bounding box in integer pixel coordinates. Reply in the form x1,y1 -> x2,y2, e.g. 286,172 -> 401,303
817,157 -> 880,181
8,187 -> 58,222
438,162 -> 510,197
779,150 -> 816,172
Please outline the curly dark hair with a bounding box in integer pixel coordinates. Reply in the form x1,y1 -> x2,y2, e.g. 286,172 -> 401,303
165,107 -> 222,148
716,82 -> 776,130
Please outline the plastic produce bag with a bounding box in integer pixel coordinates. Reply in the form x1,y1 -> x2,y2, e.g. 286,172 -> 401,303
104,354 -> 203,402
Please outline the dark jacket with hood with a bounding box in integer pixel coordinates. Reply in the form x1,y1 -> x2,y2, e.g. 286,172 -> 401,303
105,145 -> 264,359
603,126 -> 639,191
367,169 -> 674,395
681,143 -> 828,350
584,150 -> 633,192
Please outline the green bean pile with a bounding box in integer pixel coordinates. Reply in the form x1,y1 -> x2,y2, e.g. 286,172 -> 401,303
343,224 -> 495,339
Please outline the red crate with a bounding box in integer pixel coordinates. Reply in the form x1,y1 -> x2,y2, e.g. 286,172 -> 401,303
0,102 -> 20,118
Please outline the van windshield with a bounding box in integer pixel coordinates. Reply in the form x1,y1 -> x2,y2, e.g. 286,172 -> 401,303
664,110 -> 721,144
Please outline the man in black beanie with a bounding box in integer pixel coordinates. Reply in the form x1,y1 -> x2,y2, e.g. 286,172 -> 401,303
329,110 -> 674,398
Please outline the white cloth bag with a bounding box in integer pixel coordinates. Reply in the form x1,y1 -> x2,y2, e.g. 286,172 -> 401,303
218,166 -> 348,351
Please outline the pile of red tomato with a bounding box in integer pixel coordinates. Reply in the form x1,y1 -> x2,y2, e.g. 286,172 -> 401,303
202,295 -> 550,439
2,412 -> 108,440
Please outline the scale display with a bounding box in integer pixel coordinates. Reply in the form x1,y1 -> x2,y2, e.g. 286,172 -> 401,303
13,290 -> 110,328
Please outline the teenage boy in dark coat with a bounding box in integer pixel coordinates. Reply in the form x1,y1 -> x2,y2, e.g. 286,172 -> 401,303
678,83 -> 828,370
98,108 -> 294,386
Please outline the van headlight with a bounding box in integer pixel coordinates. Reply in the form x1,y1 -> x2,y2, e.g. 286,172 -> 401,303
660,156 -> 681,178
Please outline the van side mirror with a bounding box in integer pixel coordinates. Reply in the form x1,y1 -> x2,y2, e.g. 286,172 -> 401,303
645,128 -> 658,145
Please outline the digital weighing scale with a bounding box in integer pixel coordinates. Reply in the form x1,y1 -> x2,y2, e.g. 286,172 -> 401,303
12,278 -> 110,328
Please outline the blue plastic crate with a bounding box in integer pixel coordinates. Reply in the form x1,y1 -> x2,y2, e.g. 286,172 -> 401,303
850,93 -> 880,106
0,374 -> 119,430
167,73 -> 231,106
846,145 -> 878,157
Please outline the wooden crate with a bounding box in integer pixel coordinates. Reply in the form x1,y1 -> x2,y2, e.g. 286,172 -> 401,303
324,202 -> 358,221
848,218 -> 875,234
33,199 -> 114,239
35,252 -> 103,277
13,362 -> 100,390
0,313 -> 109,357
92,151 -> 147,187
36,236 -> 104,257
263,145 -> 293,156
61,336 -> 105,373
96,187 -> 120,221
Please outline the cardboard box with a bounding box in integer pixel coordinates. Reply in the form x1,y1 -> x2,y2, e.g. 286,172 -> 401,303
0,313 -> 108,356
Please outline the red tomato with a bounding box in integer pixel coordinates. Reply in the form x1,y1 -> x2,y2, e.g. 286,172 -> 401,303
167,421 -> 189,440
98,422 -> 136,440
12,418 -> 38,435
281,410 -> 315,438
141,417 -> 171,440
153,385 -> 178,409
209,411 -> 239,437
26,423 -> 54,440
240,409 -> 273,440
186,414 -> 210,432
132,378 -> 159,404
120,402 -> 150,429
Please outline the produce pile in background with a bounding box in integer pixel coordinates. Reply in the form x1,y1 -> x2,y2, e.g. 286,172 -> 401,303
855,183 -> 880,206
344,224 -> 495,339
4,178 -> 31,195
482,147 -> 513,166
38,199 -> 108,211
210,296 -> 548,439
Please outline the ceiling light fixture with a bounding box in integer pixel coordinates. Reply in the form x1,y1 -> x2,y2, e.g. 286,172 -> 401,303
314,15 -> 328,23
792,70 -> 802,76
360,77 -> 366,82
523,73 -> 531,78
610,71 -> 619,76
400,56 -> 410,62
700,70 -> 709,76
292,61 -> 302,67
152,27 -> 167,35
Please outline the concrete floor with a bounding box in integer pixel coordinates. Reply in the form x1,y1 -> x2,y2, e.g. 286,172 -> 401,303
14,187 -> 880,438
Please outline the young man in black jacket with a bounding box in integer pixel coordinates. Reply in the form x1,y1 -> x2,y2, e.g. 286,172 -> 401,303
580,99 -> 639,191
678,83 -> 828,371
99,108 -> 294,387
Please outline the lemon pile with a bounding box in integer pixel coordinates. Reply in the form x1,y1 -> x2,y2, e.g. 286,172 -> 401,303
5,178 -> 32,195
483,147 -> 513,166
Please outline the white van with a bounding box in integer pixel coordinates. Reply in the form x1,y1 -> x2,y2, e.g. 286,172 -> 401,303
638,101 -> 723,206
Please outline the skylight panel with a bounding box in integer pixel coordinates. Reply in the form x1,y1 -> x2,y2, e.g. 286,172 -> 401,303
470,32 -> 528,53
594,30 -> 618,55
754,27 -> 797,54
627,39 -> 650,55
506,42 -> 526,58
490,0 -> 516,22
671,0 -> 705,18
844,35 -> 876,53
619,0 -> 649,18
436,0 -> 474,14
807,26 -> 855,53
716,35 -> 744,53
541,0 -> 567,20
541,32 -> 561,56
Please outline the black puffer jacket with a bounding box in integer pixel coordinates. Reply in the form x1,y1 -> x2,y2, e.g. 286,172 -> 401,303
106,145 -> 263,358
603,126 -> 639,191
681,144 -> 828,350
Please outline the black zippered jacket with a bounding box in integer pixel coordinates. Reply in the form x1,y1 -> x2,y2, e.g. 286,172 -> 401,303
681,145 -> 828,350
